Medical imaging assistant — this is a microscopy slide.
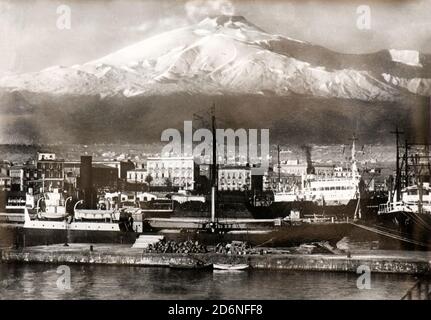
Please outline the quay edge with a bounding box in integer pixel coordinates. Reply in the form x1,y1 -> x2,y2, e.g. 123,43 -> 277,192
1,244 -> 430,275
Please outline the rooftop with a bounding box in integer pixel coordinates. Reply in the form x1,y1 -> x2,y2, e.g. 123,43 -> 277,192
92,164 -> 117,170
147,156 -> 194,161
10,164 -> 36,170
219,165 -> 251,170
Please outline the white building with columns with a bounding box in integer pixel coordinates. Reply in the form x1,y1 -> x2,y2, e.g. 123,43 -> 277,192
146,157 -> 198,190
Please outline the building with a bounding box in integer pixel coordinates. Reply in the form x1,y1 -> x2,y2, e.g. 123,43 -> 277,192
146,157 -> 198,190
0,173 -> 11,191
136,192 -> 158,202
314,164 -> 336,177
127,168 -> 149,184
120,160 -> 135,180
361,168 -> 387,192
75,156 -> 122,205
63,161 -> 81,188
37,152 -> 56,161
0,162 -> 10,176
263,170 -> 301,192
218,166 -> 251,191
102,191 -> 159,208
266,160 -> 307,192
64,159 -> 135,185
276,160 -> 308,176
92,164 -> 119,190
9,164 -> 39,192
333,166 -> 355,178
36,152 -> 64,191
103,192 -> 133,207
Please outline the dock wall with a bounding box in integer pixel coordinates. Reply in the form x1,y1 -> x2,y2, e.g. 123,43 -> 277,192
1,247 -> 430,275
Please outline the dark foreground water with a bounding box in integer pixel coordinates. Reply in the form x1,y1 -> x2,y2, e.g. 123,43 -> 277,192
0,263 -> 416,300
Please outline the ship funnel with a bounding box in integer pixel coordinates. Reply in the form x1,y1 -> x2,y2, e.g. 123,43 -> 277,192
302,145 -> 314,174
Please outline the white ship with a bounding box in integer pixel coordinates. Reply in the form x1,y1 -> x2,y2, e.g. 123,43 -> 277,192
24,207 -> 123,232
22,205 -> 137,245
378,183 -> 431,219
22,191 -> 137,244
274,138 -> 360,216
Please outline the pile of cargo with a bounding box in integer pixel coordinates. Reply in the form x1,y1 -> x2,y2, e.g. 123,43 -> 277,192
215,241 -> 251,255
145,239 -> 208,254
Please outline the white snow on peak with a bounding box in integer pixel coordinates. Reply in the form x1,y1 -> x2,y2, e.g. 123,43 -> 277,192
0,15 -> 428,100
389,49 -> 422,67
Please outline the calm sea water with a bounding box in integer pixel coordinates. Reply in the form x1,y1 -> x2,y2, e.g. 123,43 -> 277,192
0,263 -> 416,300
0,226 -> 418,300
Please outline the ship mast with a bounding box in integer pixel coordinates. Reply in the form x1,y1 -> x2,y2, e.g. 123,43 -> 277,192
412,153 -> 424,215
404,139 -> 409,188
351,134 -> 358,181
351,135 -> 361,219
277,145 -> 281,191
390,127 -> 404,201
210,103 -> 217,231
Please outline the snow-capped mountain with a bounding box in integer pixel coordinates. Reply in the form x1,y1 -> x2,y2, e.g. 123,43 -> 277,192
1,15 -> 430,145
1,15 -> 430,101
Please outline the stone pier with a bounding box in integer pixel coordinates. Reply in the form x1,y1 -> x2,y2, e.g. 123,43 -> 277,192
1,244 -> 431,275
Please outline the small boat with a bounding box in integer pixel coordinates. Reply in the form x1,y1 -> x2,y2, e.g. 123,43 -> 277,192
213,263 -> 249,270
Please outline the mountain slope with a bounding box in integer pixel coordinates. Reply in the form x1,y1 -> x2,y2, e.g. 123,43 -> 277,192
1,15 -> 430,101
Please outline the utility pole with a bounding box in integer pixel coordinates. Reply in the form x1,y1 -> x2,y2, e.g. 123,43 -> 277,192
390,127 -> 404,201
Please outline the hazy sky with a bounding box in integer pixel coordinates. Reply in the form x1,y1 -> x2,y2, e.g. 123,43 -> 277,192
1,0 -> 431,74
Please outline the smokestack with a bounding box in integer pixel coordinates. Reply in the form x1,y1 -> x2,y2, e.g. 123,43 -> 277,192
80,156 -> 94,209
302,145 -> 314,174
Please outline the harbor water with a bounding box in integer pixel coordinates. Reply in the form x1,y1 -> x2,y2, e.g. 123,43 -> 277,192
0,225 -> 422,300
0,263 -> 417,300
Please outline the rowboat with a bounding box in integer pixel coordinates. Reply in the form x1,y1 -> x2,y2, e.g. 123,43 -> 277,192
213,263 -> 249,270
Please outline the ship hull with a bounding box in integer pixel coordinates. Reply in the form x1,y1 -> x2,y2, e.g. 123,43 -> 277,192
12,227 -> 138,247
150,222 -> 355,247
247,199 -> 360,219
377,210 -> 431,249
2,220 -> 355,248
